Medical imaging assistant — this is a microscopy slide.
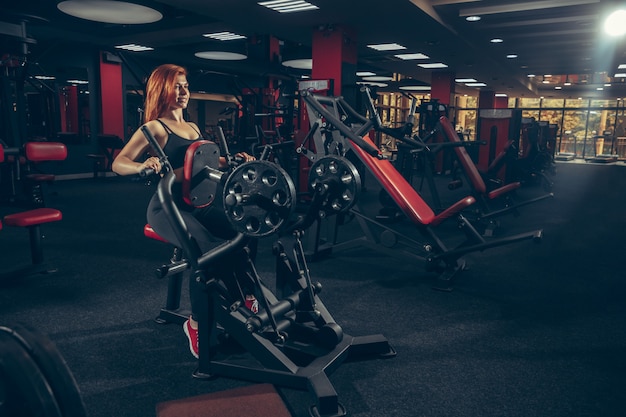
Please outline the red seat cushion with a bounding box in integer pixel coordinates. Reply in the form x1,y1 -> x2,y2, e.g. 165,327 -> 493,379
3,208 -> 62,227
24,142 -> 68,162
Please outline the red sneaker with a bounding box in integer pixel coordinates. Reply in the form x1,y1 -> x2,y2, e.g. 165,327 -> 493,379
245,295 -> 259,314
183,319 -> 199,359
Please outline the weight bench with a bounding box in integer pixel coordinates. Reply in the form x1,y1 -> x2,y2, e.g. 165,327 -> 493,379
143,224 -> 190,325
1,207 -> 63,279
346,134 -> 543,288
439,116 -> 553,229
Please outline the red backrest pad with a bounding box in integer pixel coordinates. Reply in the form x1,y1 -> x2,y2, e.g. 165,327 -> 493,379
438,116 -> 487,194
348,136 -> 436,225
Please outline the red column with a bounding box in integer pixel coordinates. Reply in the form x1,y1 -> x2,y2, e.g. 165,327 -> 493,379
494,96 -> 509,109
311,25 -> 357,97
99,51 -> 124,139
430,71 -> 455,106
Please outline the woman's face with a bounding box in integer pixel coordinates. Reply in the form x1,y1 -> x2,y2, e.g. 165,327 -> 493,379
170,74 -> 189,110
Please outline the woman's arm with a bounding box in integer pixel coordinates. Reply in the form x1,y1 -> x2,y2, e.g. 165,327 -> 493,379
112,121 -> 164,175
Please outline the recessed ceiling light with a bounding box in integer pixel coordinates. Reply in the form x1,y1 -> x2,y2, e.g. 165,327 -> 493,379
67,79 -> 89,84
203,32 -> 247,41
455,78 -> 477,83
258,0 -> 319,13
394,53 -> 429,60
490,38 -> 504,43
615,73 -> 626,77
57,1 -> 162,24
195,51 -> 247,61
356,71 -> 376,76
115,44 -> 153,52
362,76 -> 393,81
367,43 -> 406,51
527,74 -> 536,78
495,93 -> 507,97
506,54 -> 518,59
399,85 -> 431,91
35,75 -> 56,80
619,64 -> 626,69
466,82 -> 487,87
282,59 -> 313,69
555,86 -> 562,90
466,16 -> 481,22
418,63 -> 448,69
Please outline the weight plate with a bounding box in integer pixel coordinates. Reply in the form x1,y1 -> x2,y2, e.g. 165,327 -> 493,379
0,330 -> 62,417
223,160 -> 296,237
0,325 -> 87,417
308,155 -> 361,214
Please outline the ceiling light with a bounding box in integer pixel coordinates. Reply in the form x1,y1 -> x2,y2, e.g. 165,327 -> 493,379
555,86 -> 562,90
203,32 -> 247,41
356,71 -> 376,76
465,16 -> 481,22
597,87 -> 604,90
394,53 -> 429,60
495,93 -> 507,97
564,82 -> 572,86
527,74 -> 536,78
604,9 -> 626,36
362,76 -> 393,81
399,85 -> 431,91
195,51 -> 247,60
258,0 -> 319,13
490,38 -> 504,43
465,82 -> 487,87
506,54 -> 518,59
115,43 -> 153,52
618,64 -> 626,69
615,73 -> 626,77
67,79 -> 89,84
282,59 -> 312,69
455,78 -> 477,83
367,43 -> 406,51
35,75 -> 56,80
418,63 -> 448,69
57,1 -> 162,24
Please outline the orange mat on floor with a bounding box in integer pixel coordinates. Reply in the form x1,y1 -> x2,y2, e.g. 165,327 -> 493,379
155,383 -> 292,417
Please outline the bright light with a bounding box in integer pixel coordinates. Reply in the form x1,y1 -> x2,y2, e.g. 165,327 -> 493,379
604,9 -> 626,36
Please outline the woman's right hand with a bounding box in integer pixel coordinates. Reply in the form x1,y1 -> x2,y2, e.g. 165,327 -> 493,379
140,156 -> 162,175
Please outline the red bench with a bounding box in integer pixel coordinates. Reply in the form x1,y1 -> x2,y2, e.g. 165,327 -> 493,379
2,208 -> 63,277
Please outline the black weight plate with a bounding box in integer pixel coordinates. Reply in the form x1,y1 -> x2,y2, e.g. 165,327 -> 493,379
0,330 -> 62,417
223,160 -> 296,237
308,155 -> 361,213
0,325 -> 87,417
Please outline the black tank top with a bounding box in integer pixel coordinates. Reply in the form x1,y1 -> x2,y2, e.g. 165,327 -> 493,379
158,119 -> 202,169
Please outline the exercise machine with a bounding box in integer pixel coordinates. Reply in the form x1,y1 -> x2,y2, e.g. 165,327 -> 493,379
140,126 -> 395,417
300,89 -> 543,288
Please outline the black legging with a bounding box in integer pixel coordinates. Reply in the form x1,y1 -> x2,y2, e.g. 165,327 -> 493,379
146,183 -> 256,321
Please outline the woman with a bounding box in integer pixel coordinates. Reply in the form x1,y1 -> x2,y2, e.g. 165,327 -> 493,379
112,64 -> 255,359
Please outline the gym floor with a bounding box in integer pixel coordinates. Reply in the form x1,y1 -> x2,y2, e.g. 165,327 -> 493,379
1,160 -> 625,417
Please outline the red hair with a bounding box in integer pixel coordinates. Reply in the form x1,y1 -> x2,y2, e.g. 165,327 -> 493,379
143,64 -> 188,122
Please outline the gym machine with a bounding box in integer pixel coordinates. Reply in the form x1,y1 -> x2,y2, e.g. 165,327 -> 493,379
140,126 -> 395,417
299,89 -> 543,288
